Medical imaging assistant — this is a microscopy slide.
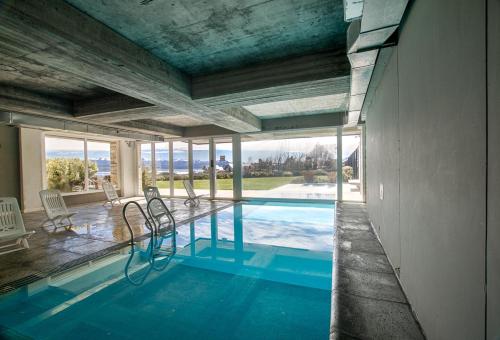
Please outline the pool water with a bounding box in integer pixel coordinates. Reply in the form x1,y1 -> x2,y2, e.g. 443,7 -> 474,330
0,202 -> 335,339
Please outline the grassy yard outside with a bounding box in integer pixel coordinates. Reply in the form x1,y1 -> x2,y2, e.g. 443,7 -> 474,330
156,176 -> 301,191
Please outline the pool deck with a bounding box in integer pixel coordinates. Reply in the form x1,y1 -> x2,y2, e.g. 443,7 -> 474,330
332,202 -> 425,339
0,197 -> 232,293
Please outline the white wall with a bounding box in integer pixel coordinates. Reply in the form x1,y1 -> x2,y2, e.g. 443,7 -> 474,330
20,128 -> 44,212
366,0 -> 488,338
119,140 -> 138,197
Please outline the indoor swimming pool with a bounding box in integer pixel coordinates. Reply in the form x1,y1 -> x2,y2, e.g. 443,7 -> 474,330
0,201 -> 335,339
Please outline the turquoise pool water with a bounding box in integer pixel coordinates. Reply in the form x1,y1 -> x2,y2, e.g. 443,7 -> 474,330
0,202 -> 335,339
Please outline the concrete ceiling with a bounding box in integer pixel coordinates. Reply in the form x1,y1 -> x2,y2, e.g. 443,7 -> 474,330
243,94 -> 348,118
0,0 -> 351,140
64,0 -> 348,75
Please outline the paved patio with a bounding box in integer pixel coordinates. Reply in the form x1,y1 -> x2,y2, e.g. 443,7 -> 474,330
331,202 -> 424,339
0,197 -> 232,293
164,183 -> 363,201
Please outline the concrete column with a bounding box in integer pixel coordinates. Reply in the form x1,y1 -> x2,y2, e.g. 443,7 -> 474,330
232,135 -> 242,200
337,126 -> 343,201
169,141 -> 174,197
84,138 -> 89,191
188,140 -> 193,185
209,138 -> 216,199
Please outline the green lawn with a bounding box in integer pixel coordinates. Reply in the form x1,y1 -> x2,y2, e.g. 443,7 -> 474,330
156,176 -> 300,191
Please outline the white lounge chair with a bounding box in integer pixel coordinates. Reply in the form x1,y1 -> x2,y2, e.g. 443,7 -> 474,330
103,182 -> 121,206
143,186 -> 173,228
0,197 -> 35,255
183,180 -> 205,207
39,189 -> 76,230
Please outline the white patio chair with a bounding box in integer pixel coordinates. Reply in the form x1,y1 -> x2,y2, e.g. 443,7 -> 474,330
39,189 -> 76,230
183,180 -> 205,207
0,197 -> 35,255
143,186 -> 173,228
103,182 -> 121,206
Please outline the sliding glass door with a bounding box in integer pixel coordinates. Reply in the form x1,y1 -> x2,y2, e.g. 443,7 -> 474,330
241,135 -> 337,200
215,139 -> 233,199
155,142 -> 170,196
192,140 -> 210,197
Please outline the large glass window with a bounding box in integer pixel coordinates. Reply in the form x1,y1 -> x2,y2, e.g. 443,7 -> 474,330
87,141 -> 111,191
192,141 -> 210,197
45,137 -> 85,193
172,141 -> 189,196
342,128 -> 363,201
155,142 -> 170,195
45,136 -> 119,193
140,143 -> 153,191
241,136 -> 337,200
215,140 -> 233,198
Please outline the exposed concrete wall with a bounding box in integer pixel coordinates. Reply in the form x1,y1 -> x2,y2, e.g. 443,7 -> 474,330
487,0 -> 500,337
20,128 -> 44,212
365,0 -> 487,338
0,126 -> 20,200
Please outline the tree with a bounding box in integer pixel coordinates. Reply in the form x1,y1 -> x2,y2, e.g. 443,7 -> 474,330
46,158 -> 98,191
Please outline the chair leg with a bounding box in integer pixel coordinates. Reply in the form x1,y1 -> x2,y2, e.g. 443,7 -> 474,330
21,238 -> 29,249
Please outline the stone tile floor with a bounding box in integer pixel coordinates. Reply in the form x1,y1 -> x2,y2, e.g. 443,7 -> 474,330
331,202 -> 425,339
0,197 -> 232,293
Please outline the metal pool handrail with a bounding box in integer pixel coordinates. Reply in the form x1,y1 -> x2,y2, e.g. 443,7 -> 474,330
146,197 -> 176,241
122,201 -> 154,245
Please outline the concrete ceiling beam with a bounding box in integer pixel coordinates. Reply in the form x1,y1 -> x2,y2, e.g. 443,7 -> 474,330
193,49 -> 351,108
0,0 -> 260,133
0,85 -> 72,118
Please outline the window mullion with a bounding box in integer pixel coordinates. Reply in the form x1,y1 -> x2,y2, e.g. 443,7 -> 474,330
84,138 -> 89,192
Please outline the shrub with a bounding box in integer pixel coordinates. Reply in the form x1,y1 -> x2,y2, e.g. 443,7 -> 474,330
142,168 -> 152,188
302,170 -> 315,183
46,158 -> 97,191
342,166 -> 353,182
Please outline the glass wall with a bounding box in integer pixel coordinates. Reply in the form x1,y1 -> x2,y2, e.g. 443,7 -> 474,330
155,142 -> 170,195
87,141 -> 111,191
45,137 -> 85,193
45,136 -> 119,193
140,143 -> 153,192
215,140 -> 233,198
241,136 -> 337,200
342,128 -> 363,201
136,128 -> 363,202
172,141 -> 189,196
192,141 -> 210,196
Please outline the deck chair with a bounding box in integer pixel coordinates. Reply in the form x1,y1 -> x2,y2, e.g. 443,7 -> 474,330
0,198 -> 35,255
39,189 -> 76,230
143,186 -> 174,228
183,180 -> 205,207
103,182 -> 121,206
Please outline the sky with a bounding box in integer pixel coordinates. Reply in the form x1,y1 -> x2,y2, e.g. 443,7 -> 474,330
45,137 -> 111,151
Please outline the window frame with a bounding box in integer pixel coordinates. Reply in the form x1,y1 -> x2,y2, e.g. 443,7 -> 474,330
43,133 -> 121,196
